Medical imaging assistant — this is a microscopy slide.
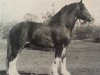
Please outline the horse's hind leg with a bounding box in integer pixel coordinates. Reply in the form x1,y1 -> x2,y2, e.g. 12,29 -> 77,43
6,48 -> 20,75
7,53 -> 20,75
8,56 -> 19,75
6,37 -> 20,75
61,48 -> 70,75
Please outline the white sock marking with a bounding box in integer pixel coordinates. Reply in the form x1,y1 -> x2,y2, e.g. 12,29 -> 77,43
61,57 -> 70,75
51,57 -> 61,75
8,55 -> 20,75
61,48 -> 70,75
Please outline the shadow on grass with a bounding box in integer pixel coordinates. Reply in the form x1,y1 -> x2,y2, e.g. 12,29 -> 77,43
0,70 -> 49,75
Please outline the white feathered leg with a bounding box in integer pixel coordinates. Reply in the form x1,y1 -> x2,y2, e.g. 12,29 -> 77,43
8,55 -> 20,75
51,57 -> 61,75
61,48 -> 70,75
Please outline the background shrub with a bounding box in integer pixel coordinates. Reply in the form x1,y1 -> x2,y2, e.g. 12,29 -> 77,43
92,26 -> 100,43
72,25 -> 93,40
0,21 -> 17,39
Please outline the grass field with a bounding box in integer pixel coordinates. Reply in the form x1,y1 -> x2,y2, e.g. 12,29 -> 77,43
0,38 -> 100,75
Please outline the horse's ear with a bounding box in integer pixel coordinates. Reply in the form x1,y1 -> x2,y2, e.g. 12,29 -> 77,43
80,0 -> 82,3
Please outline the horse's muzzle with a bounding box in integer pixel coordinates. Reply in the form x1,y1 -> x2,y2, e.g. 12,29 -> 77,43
88,17 -> 94,23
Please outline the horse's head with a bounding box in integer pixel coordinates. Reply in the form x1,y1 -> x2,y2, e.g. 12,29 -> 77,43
76,0 -> 94,24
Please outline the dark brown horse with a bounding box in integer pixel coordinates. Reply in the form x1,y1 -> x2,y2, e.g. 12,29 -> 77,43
6,0 -> 94,75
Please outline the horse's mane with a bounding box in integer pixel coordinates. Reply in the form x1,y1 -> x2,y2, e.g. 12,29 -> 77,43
49,3 -> 78,25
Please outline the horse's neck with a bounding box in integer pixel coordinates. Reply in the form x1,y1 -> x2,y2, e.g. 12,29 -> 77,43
49,10 -> 77,31
63,14 -> 77,31
49,7 -> 77,31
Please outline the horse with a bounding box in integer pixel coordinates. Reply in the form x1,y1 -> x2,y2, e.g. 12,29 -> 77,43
6,0 -> 94,75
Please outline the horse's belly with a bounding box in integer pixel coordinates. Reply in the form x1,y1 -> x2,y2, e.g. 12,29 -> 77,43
32,36 -> 54,48
29,26 -> 54,48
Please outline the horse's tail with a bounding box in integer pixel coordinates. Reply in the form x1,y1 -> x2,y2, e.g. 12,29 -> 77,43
6,33 -> 12,74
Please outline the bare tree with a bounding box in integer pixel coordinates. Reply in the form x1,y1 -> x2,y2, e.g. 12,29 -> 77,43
24,13 -> 39,22
42,3 -> 55,24
42,11 -> 53,24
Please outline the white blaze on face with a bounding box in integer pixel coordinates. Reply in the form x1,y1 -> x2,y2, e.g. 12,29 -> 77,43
61,48 -> 70,75
8,55 -> 20,75
51,57 -> 61,75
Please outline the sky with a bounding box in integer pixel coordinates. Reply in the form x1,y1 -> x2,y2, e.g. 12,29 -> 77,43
0,0 -> 100,25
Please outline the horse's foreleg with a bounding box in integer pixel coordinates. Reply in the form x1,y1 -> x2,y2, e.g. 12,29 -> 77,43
61,48 -> 70,75
7,55 -> 20,75
51,46 -> 63,75
51,57 -> 61,75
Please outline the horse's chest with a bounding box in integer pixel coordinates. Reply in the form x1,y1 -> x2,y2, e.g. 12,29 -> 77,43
51,27 -> 71,45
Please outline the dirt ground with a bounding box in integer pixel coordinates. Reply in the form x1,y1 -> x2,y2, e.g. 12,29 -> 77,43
0,39 -> 100,75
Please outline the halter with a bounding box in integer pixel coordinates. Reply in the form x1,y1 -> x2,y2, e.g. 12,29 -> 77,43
76,4 -> 87,24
